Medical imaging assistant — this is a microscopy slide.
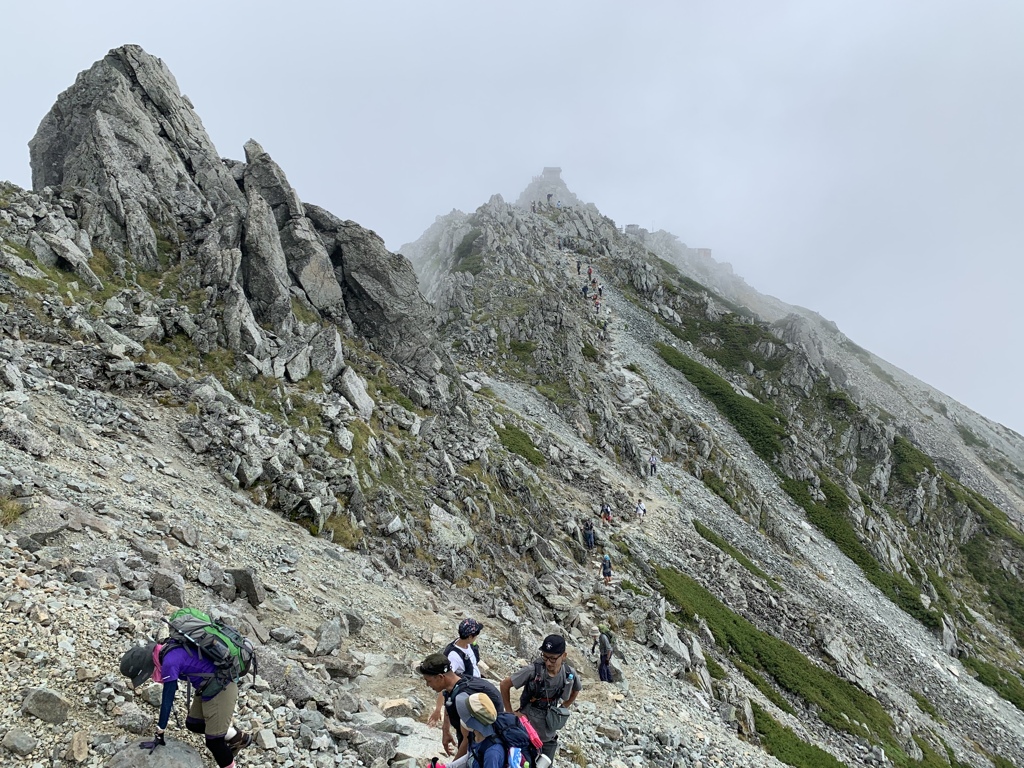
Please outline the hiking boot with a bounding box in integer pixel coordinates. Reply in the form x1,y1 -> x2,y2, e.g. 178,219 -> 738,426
226,731 -> 252,755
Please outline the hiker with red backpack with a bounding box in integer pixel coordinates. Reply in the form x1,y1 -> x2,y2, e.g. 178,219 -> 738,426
500,634 -> 581,767
118,607 -> 256,767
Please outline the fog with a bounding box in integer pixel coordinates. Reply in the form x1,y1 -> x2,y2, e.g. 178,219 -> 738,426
2,1 -> 1022,433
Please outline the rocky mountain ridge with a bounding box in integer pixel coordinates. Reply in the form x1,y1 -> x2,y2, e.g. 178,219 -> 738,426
1,43 -> 1023,768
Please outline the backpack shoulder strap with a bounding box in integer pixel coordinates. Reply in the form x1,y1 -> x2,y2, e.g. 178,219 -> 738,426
444,641 -> 472,673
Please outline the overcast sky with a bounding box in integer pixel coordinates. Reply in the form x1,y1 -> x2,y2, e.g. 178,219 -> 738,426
2,1 -> 1022,435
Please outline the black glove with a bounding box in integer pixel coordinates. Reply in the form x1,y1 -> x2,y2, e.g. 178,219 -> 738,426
139,732 -> 166,753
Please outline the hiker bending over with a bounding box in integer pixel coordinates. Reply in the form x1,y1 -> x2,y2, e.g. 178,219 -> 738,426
420,652 -> 504,760
500,634 -> 581,766
119,641 -> 251,767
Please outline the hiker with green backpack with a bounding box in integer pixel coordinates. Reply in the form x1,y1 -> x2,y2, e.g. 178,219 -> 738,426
119,607 -> 257,767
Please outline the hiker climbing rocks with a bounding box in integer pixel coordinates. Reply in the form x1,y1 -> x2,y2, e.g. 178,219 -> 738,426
591,626 -> 614,683
601,554 -> 613,585
582,518 -> 595,550
635,499 -> 646,523
420,652 -> 504,761
601,502 -> 612,525
587,265 -> 593,280
648,453 -> 658,477
576,258 -> 581,275
598,283 -> 603,297
118,609 -> 254,767
500,634 -> 581,766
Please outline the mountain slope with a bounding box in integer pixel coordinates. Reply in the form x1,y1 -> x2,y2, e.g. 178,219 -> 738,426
0,45 -> 1022,768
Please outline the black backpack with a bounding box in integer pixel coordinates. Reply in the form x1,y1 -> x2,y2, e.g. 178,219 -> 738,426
491,712 -> 540,767
443,641 -> 481,675
445,675 -> 504,731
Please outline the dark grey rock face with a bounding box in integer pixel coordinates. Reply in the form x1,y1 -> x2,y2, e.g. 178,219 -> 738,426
306,204 -> 456,403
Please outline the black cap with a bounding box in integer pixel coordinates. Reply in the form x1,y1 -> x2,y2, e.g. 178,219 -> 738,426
540,634 -> 566,654
120,643 -> 157,688
417,652 -> 452,676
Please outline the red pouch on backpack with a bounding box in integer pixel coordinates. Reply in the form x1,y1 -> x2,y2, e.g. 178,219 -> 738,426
518,714 -> 544,749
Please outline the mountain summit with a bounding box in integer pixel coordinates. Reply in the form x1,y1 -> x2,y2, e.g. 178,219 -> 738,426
1,45 -> 1023,768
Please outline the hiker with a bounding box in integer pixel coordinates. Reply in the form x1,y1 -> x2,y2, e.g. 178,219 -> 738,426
576,259 -> 581,275
456,692 -> 505,767
648,453 -> 658,477
591,626 -> 613,683
420,652 -> 504,760
598,283 -> 603,297
500,634 -> 581,766
587,265 -> 592,279
428,619 -> 485,736
447,618 -> 484,677
635,499 -> 646,523
547,193 -> 553,205
118,623 -> 252,766
601,502 -> 612,525
582,518 -> 595,550
601,554 -> 613,586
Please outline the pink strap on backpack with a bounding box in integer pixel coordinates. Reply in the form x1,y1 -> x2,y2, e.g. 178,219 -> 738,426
518,714 -> 544,749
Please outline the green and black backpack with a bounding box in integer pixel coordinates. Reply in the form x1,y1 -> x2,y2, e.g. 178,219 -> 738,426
159,608 -> 257,696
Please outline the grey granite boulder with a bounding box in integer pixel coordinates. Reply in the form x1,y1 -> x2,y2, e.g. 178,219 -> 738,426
30,45 -> 243,268
105,738 -> 204,768
22,687 -> 71,724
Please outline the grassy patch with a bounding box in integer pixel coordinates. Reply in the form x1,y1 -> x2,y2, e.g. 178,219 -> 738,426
620,579 -> 648,596
0,494 -> 23,527
735,659 -> 796,714
826,390 -> 858,416
453,227 -> 484,275
663,315 -> 786,374
891,435 -> 935,487
910,690 -> 939,719
750,702 -> 846,768
320,511 -> 363,549
657,342 -> 786,464
657,567 -> 898,746
961,656 -> 1024,714
509,339 -> 536,364
782,476 -> 942,631
701,470 -> 738,511
291,296 -> 322,325
705,656 -> 727,680
496,424 -> 545,466
692,519 -> 780,590
581,341 -> 598,361
945,478 -> 1024,548
535,379 -> 573,407
960,536 -> 1024,646
957,425 -> 987,449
